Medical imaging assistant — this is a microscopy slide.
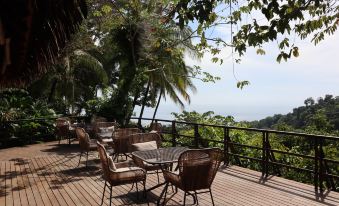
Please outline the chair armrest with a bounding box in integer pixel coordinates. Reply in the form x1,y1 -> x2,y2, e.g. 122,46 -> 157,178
115,160 -> 136,169
163,169 -> 180,183
132,155 -> 145,168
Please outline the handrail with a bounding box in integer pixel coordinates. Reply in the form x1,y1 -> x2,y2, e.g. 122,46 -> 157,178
131,117 -> 339,193
131,117 -> 339,140
1,116 -> 88,123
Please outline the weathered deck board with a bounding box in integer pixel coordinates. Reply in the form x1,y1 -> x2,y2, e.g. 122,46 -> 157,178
0,141 -> 339,206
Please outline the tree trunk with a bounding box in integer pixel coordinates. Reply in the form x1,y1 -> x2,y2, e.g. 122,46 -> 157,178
151,90 -> 163,125
138,79 -> 151,128
125,88 -> 140,125
48,79 -> 58,103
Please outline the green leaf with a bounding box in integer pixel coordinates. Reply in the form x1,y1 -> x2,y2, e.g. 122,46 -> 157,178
292,47 -> 299,57
256,48 -> 266,55
237,81 -> 250,89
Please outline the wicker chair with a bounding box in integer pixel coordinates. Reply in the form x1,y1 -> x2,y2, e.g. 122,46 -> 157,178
129,132 -> 163,182
97,142 -> 146,206
94,121 -> 116,134
111,128 -> 141,162
75,128 -> 97,167
55,118 -> 71,144
149,122 -> 162,133
162,148 -> 223,206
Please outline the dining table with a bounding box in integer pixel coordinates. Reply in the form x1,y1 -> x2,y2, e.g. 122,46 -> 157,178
132,147 -> 188,205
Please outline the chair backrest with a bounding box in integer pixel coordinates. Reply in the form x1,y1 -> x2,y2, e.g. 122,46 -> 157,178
149,122 -> 162,133
55,119 -> 70,137
97,142 -> 115,180
128,132 -> 162,151
56,117 -> 70,125
93,121 -> 116,133
112,128 -> 141,154
76,128 -> 90,151
112,128 -> 141,139
178,148 -> 223,191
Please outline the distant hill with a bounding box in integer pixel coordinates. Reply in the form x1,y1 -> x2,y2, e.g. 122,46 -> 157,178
250,95 -> 339,134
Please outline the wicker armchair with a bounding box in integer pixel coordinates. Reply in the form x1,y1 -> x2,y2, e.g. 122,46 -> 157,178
94,121 -> 116,134
162,148 -> 223,206
55,118 -> 71,144
149,122 -> 162,133
111,128 -> 141,161
75,128 -> 97,167
97,142 -> 146,206
129,132 -> 163,182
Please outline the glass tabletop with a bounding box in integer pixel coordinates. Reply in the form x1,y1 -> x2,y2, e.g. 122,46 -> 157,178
132,147 -> 188,164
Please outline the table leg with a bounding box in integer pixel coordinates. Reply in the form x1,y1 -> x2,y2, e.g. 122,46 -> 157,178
157,182 -> 169,206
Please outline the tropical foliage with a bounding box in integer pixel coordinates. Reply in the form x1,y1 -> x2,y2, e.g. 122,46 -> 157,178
169,99 -> 339,189
0,89 -> 56,147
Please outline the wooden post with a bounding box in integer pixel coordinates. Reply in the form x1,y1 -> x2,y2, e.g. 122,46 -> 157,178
194,124 -> 199,148
171,121 -> 177,147
224,127 -> 229,166
262,132 -> 266,177
314,137 -> 319,192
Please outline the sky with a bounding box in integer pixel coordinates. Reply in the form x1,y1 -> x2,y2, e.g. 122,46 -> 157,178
135,14 -> 339,122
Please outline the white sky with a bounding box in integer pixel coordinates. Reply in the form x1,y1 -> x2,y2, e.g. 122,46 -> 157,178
135,31 -> 339,121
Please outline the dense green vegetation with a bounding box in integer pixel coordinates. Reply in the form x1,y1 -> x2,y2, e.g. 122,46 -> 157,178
0,89 -> 56,147
251,94 -> 339,135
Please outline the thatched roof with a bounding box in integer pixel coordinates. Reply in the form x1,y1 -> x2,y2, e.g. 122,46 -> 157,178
0,0 -> 87,88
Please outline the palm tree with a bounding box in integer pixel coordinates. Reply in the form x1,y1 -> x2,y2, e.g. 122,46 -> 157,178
136,19 -> 198,126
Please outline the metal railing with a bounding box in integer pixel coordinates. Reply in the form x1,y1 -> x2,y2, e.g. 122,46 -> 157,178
131,117 -> 339,193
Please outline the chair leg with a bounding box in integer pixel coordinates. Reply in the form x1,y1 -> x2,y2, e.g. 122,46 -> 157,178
143,180 -> 147,198
156,170 -> 160,183
130,182 -> 135,191
100,181 -> 107,206
194,191 -> 198,205
58,136 -> 61,144
209,188 -> 215,206
109,186 -> 113,206
78,152 -> 82,166
86,151 -> 89,168
136,182 -> 139,200
183,192 -> 186,206
162,183 -> 169,206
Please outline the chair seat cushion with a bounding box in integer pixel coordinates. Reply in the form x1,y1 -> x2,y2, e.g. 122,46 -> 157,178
99,126 -> 114,133
109,167 -> 145,185
143,162 -> 163,170
131,141 -> 157,151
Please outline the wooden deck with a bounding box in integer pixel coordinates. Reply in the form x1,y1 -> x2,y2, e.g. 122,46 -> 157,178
1,141 -> 339,205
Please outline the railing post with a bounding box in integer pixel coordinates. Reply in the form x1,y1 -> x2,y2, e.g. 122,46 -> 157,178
265,132 -> 269,178
194,124 -> 199,148
314,137 -> 319,192
171,121 -> 177,147
262,132 -> 268,178
224,127 -> 229,166
319,138 -> 324,192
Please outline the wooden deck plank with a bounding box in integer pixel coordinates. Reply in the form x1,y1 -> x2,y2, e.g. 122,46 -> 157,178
1,141 -> 339,206
18,159 -> 39,206
5,161 -> 13,206
0,161 -> 6,205
50,154 -> 104,206
29,156 -> 59,205
13,160 -> 28,206
17,159 -> 37,206
38,155 -> 77,206
45,154 -> 97,206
